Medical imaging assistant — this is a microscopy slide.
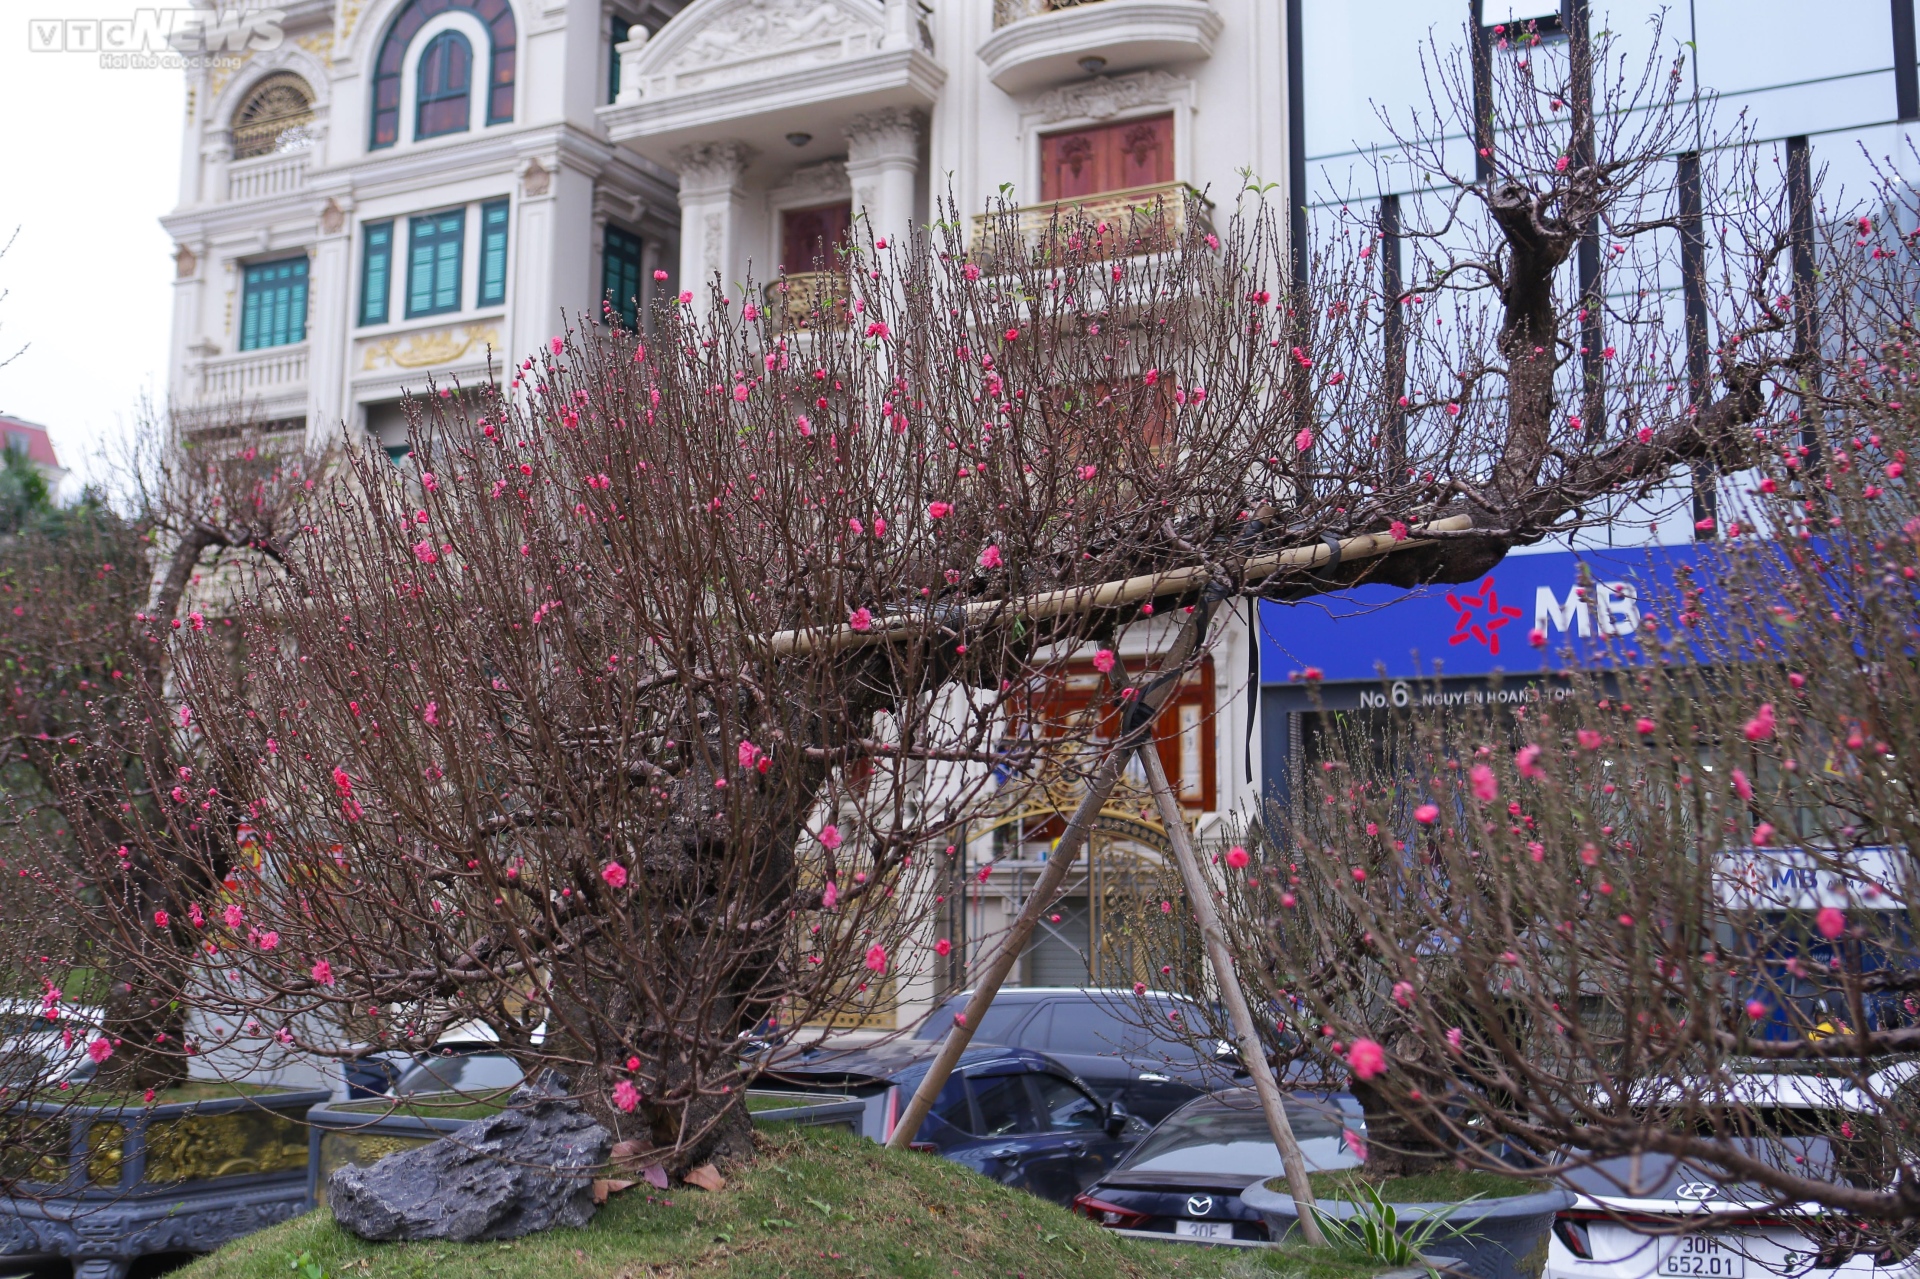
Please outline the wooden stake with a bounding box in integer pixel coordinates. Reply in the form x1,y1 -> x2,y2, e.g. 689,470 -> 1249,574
883,634 -> 1205,1153
1133,741 -> 1327,1245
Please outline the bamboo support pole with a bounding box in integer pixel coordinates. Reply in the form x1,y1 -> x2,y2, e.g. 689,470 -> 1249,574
763,516 -> 1473,657
1133,741 -> 1326,1244
882,633 -> 1205,1155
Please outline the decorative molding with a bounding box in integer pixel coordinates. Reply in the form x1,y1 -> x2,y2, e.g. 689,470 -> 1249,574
337,0 -> 364,43
362,324 -> 501,371
521,157 -> 552,197
671,141 -> 754,196
593,187 -> 652,229
208,49 -> 254,102
174,244 -> 199,279
979,0 -> 1221,95
319,197 -> 346,234
295,29 -> 333,58
777,158 -> 849,205
1029,69 -> 1189,125
623,0 -> 886,99
844,107 -> 921,165
669,0 -> 869,70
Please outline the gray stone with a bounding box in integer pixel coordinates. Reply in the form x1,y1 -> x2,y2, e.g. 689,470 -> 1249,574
327,1085 -> 611,1243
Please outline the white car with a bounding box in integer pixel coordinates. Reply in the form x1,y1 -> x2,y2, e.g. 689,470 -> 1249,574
0,997 -> 108,1089
1547,1070 -> 1918,1279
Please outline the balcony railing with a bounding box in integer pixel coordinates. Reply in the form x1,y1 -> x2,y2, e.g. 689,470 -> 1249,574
968,181 -> 1214,263
198,343 -> 308,402
763,271 -> 852,329
226,148 -> 309,202
993,0 -> 1109,27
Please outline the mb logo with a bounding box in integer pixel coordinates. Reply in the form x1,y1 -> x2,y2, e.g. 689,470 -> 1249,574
1534,580 -> 1641,638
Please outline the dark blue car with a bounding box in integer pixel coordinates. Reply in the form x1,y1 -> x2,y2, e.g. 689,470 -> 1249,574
1073,1086 -> 1362,1242
760,1039 -> 1151,1204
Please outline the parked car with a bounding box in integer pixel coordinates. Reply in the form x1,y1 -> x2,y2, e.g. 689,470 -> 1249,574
1072,1086 -> 1361,1243
386,1042 -> 526,1099
761,1039 -> 1151,1204
0,998 -> 106,1090
913,987 -> 1237,1124
1546,1070 -> 1919,1279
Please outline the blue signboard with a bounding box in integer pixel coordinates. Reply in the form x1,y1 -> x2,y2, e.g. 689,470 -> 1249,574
1258,542 -> 1719,686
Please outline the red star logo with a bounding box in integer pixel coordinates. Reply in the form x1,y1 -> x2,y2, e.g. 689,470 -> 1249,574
1445,576 -> 1524,654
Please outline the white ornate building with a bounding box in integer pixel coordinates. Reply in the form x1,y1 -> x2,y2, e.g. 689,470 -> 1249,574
164,0 -> 1289,1014
163,0 -> 687,456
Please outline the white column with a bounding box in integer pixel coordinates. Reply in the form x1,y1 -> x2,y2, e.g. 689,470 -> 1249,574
510,156 -> 560,365
844,109 -> 921,249
671,141 -> 754,318
305,195 -> 353,444
168,243 -> 204,410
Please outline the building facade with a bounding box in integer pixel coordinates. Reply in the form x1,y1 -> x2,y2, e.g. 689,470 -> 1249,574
163,0 -> 1292,1031
162,0 -> 685,457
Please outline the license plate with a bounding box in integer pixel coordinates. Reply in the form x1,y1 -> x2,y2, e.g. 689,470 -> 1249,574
1175,1220 -> 1234,1240
1661,1237 -> 1747,1277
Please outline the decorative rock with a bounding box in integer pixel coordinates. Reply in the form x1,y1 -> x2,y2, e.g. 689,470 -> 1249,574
328,1084 -> 611,1242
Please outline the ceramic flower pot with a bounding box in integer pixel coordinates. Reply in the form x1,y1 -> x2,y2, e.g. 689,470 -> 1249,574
1240,1179 -> 1575,1279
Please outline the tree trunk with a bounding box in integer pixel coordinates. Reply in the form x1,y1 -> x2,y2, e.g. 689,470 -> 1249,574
1347,1077 -> 1451,1178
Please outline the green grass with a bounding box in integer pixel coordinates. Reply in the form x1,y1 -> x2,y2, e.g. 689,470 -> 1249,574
175,1124 -> 1389,1279
329,1094 -> 512,1122
1299,1169 -> 1547,1203
70,1080 -> 301,1107
745,1090 -> 851,1113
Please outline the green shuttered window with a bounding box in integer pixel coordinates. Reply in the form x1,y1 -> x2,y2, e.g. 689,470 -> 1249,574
359,221 -> 393,326
478,199 -> 509,307
603,225 -> 643,331
239,256 -> 308,351
407,208 -> 465,318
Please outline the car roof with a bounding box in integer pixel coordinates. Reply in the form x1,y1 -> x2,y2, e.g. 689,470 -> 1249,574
0,999 -> 106,1018
762,1039 -> 1057,1087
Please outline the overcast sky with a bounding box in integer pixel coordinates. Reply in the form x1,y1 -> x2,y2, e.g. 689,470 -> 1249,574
0,0 -> 181,494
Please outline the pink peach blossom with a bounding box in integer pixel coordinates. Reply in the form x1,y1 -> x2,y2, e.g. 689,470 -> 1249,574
1347,1038 -> 1387,1080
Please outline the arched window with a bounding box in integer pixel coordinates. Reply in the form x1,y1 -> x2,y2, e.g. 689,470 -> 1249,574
369,0 -> 517,151
414,30 -> 473,139
232,73 -> 314,159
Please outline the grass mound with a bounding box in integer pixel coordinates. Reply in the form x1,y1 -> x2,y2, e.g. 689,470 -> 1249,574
177,1124 -> 1382,1279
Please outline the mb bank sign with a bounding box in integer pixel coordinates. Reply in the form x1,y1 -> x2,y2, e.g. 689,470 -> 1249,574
1258,541 -> 1715,687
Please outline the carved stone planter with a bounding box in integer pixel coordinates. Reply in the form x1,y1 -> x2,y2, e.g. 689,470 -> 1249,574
0,1085 -> 330,1279
307,1089 -> 867,1209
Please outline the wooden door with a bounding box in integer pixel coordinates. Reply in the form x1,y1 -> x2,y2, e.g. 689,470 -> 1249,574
780,202 -> 852,273
1039,113 -> 1174,201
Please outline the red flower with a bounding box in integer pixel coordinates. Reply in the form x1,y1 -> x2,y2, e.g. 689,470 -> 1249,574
1347,1038 -> 1387,1080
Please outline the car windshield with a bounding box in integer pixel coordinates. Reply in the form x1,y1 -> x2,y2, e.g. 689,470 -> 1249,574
394,1052 -> 524,1097
1560,1108 -> 1867,1201
0,1014 -> 59,1039
915,997 -> 1029,1045
1116,1092 -> 1359,1178
1043,997 -> 1217,1055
